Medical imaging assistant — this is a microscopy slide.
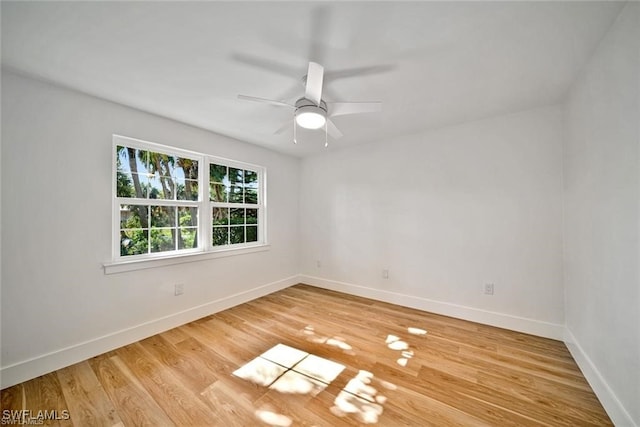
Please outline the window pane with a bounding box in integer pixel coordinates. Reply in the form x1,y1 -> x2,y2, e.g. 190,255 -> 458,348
128,173 -> 149,198
149,152 -> 176,179
177,179 -> 198,201
116,145 -> 128,172
210,164 -> 227,184
178,206 -> 198,227
229,167 -> 243,185
179,228 -> 197,249
246,226 -> 258,242
125,147 -> 150,176
210,183 -> 227,202
150,229 -> 175,252
151,206 -> 176,228
177,158 -> 199,180
244,170 -> 258,187
229,185 -> 243,203
148,174 -> 175,200
174,158 -> 199,201
120,205 -> 148,229
212,207 -> 229,226
230,208 -> 244,225
117,171 -> 135,197
120,229 -> 148,256
230,226 -> 244,244
246,209 -> 258,225
244,188 -> 258,204
148,174 -> 161,199
212,227 -> 228,246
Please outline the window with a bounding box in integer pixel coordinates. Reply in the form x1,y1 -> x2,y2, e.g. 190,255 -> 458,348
210,164 -> 260,246
113,135 -> 266,262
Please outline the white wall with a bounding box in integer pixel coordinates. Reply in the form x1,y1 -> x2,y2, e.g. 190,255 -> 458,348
0,71 -> 300,388
563,3 -> 640,426
2,7 -> 638,424
299,105 -> 565,337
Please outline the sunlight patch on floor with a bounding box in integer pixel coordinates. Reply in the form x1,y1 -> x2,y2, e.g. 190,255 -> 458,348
331,370 -> 385,424
233,343 -> 396,425
295,354 -> 345,383
386,326 -> 428,367
255,408 -> 293,427
232,343 -> 345,397
302,325 -> 355,354
269,370 -> 326,396
386,334 -> 409,350
260,343 -> 309,368
232,356 -> 287,387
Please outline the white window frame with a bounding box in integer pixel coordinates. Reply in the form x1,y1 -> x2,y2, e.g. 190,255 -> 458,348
108,135 -> 267,272
207,156 -> 267,252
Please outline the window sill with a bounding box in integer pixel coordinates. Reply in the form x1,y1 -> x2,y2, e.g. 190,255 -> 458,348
103,244 -> 270,275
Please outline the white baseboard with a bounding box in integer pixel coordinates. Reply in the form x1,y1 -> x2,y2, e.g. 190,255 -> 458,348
564,328 -> 637,427
0,275 -> 299,389
298,275 -> 565,340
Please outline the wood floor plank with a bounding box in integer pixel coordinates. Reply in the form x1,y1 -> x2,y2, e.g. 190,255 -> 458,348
0,383 -> 24,413
114,342 -> 216,425
1,284 -> 612,426
475,370 -> 612,425
137,334 -> 219,395
159,326 -> 191,345
174,336 -> 240,382
87,354 -> 175,426
380,384 -> 491,427
56,361 -> 122,427
457,344 -> 591,390
19,372 -> 72,426
199,378 -> 265,426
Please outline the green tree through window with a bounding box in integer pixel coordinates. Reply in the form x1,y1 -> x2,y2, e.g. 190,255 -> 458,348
210,163 -> 260,247
114,135 -> 265,260
116,145 -> 199,256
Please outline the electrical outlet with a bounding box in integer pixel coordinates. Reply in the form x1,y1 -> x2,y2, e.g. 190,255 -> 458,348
316,260 -> 322,268
484,283 -> 494,295
175,283 -> 184,296
382,269 -> 389,279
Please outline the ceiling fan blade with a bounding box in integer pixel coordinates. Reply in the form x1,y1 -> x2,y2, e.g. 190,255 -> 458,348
238,95 -> 294,108
325,64 -> 395,81
231,53 -> 300,79
328,102 -> 382,117
274,120 -> 290,135
308,6 -> 330,63
326,119 -> 343,139
305,62 -> 324,106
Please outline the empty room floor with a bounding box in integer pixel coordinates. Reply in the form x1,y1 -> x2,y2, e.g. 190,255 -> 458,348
0,284 -> 611,426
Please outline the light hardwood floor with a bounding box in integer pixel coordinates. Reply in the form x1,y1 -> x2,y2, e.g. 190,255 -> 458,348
1,284 -> 611,426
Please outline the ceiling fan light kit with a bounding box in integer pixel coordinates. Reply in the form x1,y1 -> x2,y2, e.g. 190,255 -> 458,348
238,61 -> 382,147
295,99 -> 327,129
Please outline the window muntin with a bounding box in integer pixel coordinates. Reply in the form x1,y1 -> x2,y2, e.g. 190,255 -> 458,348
113,135 -> 265,261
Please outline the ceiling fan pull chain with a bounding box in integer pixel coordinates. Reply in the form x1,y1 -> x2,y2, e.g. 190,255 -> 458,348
293,116 -> 297,144
324,121 -> 329,148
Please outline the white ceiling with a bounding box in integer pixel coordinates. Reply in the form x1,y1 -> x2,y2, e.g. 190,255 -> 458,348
1,1 -> 625,157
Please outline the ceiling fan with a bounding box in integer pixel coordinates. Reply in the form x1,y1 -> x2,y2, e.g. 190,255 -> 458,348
238,61 -> 382,147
